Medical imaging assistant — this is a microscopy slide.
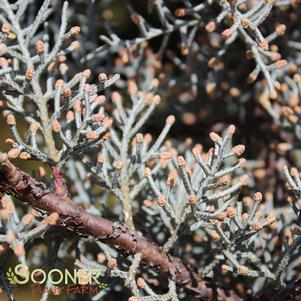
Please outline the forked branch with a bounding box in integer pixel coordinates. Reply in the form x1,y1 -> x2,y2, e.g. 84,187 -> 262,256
0,152 -> 238,300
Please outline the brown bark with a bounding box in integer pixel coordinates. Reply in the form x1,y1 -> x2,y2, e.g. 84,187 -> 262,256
0,152 -> 243,300
1,153 -> 300,300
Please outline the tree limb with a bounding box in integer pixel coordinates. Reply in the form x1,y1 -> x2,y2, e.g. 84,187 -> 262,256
2,153 -> 300,300
0,152 -> 242,300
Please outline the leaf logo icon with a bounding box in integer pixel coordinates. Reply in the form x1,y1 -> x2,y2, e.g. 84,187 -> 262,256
98,283 -> 107,289
6,267 -> 17,285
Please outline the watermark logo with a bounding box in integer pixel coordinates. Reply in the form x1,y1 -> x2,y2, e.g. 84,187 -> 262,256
6,264 -> 108,296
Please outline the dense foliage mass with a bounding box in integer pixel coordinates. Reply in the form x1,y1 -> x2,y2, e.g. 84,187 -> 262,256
0,1 -> 301,300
